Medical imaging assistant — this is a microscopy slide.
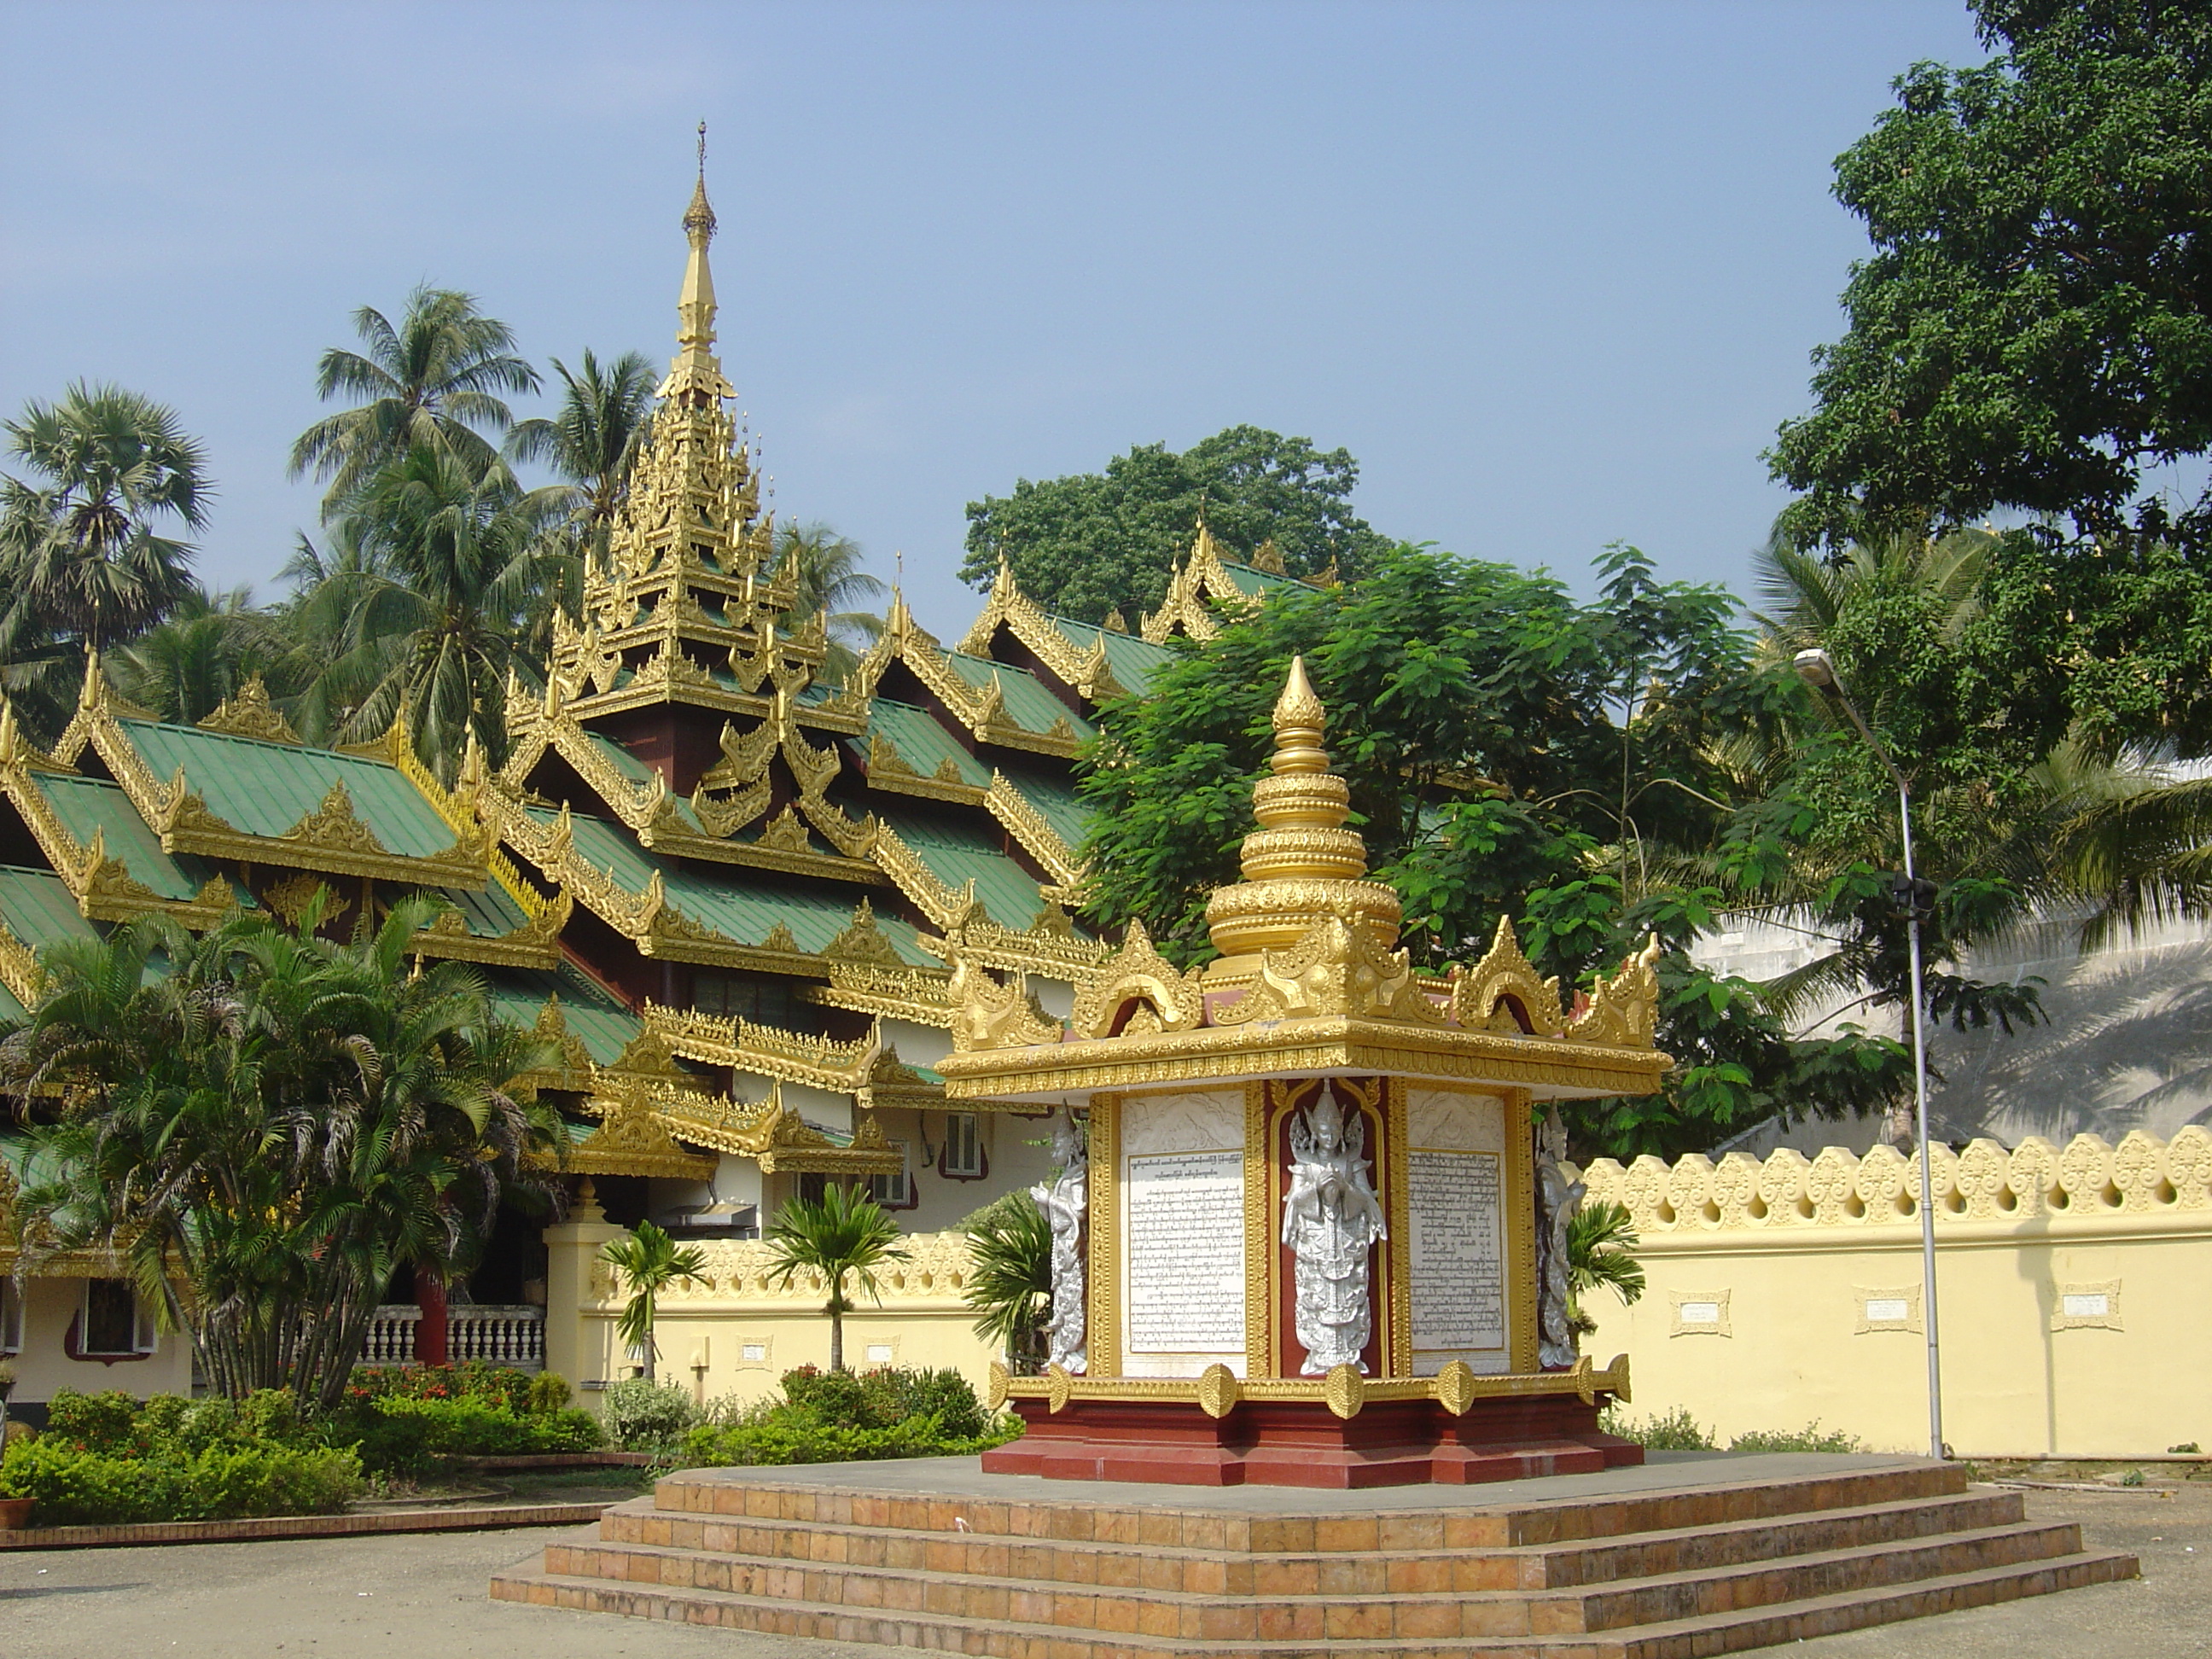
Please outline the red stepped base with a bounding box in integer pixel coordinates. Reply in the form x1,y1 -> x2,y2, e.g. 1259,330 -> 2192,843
980,1394 -> 1644,1487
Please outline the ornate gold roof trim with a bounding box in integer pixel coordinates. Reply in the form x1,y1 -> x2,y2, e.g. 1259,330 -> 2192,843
1138,515 -> 1280,644
802,961 -> 956,1029
984,771 -> 1083,885
0,915 -> 48,1009
864,732 -> 988,807
61,681 -> 489,890
197,678 -> 301,745
953,556 -> 1128,702
888,609 -> 1080,760
540,1097 -> 719,1180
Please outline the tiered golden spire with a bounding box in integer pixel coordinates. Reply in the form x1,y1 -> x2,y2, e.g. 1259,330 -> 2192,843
1202,657 -> 1404,981
665,120 -> 735,405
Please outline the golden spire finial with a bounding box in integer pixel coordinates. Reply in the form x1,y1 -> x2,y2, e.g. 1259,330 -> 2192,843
1202,655 -> 1402,971
684,120 -> 716,244
663,123 -> 733,404
1270,655 -> 1328,775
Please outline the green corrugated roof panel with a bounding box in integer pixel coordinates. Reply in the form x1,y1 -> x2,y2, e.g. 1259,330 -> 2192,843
1044,615 -> 1176,694
863,700 -> 990,788
1000,771 -> 1091,852
877,807 -> 1044,928
483,964 -> 641,1064
1216,561 -> 1306,600
437,882 -> 530,939
0,864 -> 99,951
119,719 -> 463,860
27,772 -> 232,903
943,653 -> 1095,742
0,979 -> 25,1022
531,807 -> 938,969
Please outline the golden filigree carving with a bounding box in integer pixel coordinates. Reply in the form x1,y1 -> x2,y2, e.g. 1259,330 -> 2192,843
1068,917 -> 1206,1039
1565,934 -> 1662,1048
1212,911 -> 1444,1027
825,898 -> 905,967
1323,1363 -> 1365,1420
1196,1363 -> 1239,1419
197,678 -> 302,745
1447,916 -> 1569,1035
947,956 -> 1062,1052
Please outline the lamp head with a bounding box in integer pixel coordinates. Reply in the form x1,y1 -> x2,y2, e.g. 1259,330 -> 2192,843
1792,648 -> 1838,690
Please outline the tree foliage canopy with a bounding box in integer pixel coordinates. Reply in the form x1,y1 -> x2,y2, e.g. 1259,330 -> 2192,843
960,425 -> 1391,622
1769,2 -> 2212,556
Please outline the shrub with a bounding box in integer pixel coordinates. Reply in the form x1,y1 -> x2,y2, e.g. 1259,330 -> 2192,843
0,1395 -> 363,1526
678,1365 -> 1015,1468
602,1377 -> 696,1452
344,1361 -> 533,1412
1604,1406 -> 1717,1451
1728,1422 -> 1865,1455
526,1371 -> 573,1415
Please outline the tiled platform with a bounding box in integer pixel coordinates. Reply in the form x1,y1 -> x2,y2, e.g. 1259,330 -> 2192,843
490,1452 -> 2137,1657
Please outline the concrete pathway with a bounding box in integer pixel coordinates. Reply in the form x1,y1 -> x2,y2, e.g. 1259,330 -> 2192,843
0,1478 -> 2199,1657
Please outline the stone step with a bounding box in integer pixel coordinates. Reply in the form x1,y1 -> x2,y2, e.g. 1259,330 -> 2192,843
489,1545 -> 2139,1658
646,1460 -> 1967,1553
596,1487 -> 2028,1598
533,1519 -> 2087,1642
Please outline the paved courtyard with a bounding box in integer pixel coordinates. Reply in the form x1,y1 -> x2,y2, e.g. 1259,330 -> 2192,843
0,1480 -> 2203,1658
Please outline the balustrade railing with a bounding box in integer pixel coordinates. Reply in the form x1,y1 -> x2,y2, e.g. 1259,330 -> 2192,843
359,1304 -> 545,1371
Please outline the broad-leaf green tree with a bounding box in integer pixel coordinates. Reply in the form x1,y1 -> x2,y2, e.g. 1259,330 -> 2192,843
761,1184 -> 907,1373
960,425 -> 1390,621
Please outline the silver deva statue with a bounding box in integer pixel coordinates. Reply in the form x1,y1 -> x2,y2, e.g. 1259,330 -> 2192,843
1534,1103 -> 1584,1370
1281,1084 -> 1388,1375
1029,1108 -> 1088,1373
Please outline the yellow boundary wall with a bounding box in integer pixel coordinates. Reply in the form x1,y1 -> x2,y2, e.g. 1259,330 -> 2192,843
1580,1128 -> 2212,1458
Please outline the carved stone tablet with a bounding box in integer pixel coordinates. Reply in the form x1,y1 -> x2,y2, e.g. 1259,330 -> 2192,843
1125,1148 -> 1246,1353
1408,1149 -> 1505,1355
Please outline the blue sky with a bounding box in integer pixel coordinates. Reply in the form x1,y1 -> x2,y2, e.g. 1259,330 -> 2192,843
0,2 -> 1986,637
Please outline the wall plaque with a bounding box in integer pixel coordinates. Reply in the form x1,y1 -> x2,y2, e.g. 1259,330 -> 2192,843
1408,1149 -> 1505,1352
1126,1148 -> 1246,1353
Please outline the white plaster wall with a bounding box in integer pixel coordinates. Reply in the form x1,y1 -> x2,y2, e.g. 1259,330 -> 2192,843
7,1277 -> 194,1406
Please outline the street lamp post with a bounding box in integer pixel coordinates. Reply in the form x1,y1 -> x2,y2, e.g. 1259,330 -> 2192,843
1792,647 -> 1944,1462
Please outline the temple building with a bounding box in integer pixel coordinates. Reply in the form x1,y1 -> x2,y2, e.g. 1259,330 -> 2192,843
0,160 -> 1333,1408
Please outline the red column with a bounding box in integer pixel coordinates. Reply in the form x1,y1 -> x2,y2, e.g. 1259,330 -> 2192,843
415,1272 -> 450,1367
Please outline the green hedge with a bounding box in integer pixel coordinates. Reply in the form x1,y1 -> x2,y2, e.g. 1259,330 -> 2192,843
680,1365 -> 1018,1468
0,1388 -> 362,1526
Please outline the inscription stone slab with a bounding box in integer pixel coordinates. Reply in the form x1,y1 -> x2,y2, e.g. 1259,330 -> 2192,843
1126,1149 -> 1245,1353
1408,1150 -> 1505,1352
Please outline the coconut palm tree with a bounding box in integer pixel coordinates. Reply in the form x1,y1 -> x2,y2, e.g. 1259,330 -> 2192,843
506,349 -> 657,568
599,1221 -> 710,1382
770,521 -> 886,683
288,445 -> 572,777
288,285 -> 538,509
6,895 -> 559,1408
0,383 -> 210,669
762,1183 -> 907,1373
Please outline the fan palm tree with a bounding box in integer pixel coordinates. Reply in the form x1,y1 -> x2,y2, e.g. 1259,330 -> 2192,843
506,348 -> 658,568
762,1183 -> 907,1372
960,1191 -> 1051,1374
288,445 -> 572,777
599,1220 -> 710,1382
771,521 -> 886,684
0,383 -> 210,672
288,285 -> 538,509
1565,1198 -> 1645,1342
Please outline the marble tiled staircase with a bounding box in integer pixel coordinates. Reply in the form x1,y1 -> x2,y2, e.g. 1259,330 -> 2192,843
490,1457 -> 2137,1658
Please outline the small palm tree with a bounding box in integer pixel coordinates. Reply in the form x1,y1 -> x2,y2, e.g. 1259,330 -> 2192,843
506,348 -> 658,569
109,585 -> 286,725
961,1191 -> 1051,1374
599,1220 -> 710,1382
770,521 -> 886,684
288,285 -> 538,509
762,1183 -> 907,1372
1565,1199 -> 1645,1341
0,382 -> 210,662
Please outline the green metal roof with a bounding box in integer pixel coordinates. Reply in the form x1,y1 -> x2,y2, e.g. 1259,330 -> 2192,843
1043,615 -> 1175,693
998,770 -> 1091,852
942,653 -> 1095,742
0,864 -> 100,952
119,719 -> 463,860
29,773 -> 247,905
1216,561 -> 1307,600
538,807 -> 938,968
483,964 -> 641,1065
862,700 -> 990,789
435,881 -> 533,940
876,807 -> 1045,928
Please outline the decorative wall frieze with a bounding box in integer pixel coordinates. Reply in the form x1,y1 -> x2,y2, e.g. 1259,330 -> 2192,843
1581,1127 -> 2212,1240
